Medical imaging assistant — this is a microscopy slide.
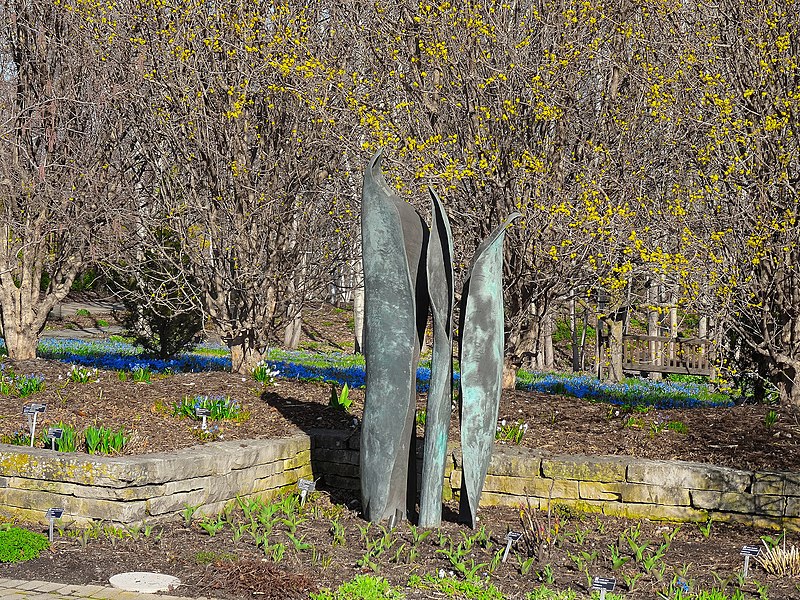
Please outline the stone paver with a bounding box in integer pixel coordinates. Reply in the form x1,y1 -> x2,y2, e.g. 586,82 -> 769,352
0,579 -> 213,600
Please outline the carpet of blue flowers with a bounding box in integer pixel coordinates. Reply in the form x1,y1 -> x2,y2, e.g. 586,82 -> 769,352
2,336 -> 732,409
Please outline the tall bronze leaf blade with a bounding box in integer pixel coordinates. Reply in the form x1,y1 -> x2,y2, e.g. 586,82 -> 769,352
360,150 -> 426,522
458,213 -> 521,528
418,187 -> 454,528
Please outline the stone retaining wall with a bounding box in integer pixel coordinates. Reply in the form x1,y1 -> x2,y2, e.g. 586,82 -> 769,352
0,436 -> 312,524
1,430 -> 798,529
311,431 -> 800,530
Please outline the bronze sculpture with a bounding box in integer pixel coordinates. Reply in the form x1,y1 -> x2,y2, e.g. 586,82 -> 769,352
360,149 -> 518,527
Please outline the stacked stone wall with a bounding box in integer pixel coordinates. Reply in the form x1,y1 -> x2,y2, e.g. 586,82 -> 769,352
1,430 -> 797,529
0,436 -> 312,523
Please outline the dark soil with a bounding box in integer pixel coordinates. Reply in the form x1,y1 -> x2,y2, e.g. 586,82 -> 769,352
1,301 -> 799,598
0,357 -> 797,473
2,496 -> 799,599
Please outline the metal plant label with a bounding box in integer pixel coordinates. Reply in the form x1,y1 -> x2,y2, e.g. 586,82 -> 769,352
740,545 -> 761,578
47,428 -> 64,451
23,403 -> 47,447
45,507 -> 64,542
298,478 -> 316,506
45,507 -> 64,520
502,530 -> 523,562
740,545 -> 761,556
195,407 -> 210,430
22,403 -> 46,415
592,576 -> 616,600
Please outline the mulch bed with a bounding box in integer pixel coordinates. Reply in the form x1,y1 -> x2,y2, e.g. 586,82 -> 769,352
0,358 -> 798,474
1,298 -> 800,599
2,496 -> 799,599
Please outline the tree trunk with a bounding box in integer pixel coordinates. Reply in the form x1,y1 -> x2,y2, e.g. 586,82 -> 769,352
283,306 -> 303,350
502,359 -> 518,389
543,312 -> 554,370
2,323 -> 39,359
0,269 -> 73,360
504,318 -> 538,389
570,297 -> 580,372
775,363 -> 800,413
227,330 -> 263,374
647,281 -> 662,381
669,284 -> 678,349
608,318 -> 624,382
353,283 -> 364,354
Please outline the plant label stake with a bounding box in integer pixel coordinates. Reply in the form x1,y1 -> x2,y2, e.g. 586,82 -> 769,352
297,478 -> 316,506
22,403 -> 46,447
47,428 -> 64,451
502,531 -> 523,563
740,545 -> 760,578
591,577 -> 616,600
195,407 -> 211,430
45,507 -> 64,542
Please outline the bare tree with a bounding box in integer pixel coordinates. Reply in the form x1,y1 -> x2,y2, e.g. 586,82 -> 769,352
0,0 -> 128,358
116,0 -> 356,372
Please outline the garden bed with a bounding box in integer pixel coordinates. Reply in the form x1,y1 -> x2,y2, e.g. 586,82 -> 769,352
1,492 -> 799,600
1,305 -> 799,599
0,358 -> 798,473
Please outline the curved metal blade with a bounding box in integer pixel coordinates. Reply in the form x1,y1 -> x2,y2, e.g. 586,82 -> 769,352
458,212 -> 521,527
418,187 -> 454,528
360,150 -> 427,523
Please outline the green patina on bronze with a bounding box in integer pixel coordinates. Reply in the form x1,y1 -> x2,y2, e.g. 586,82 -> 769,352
458,213 -> 521,528
359,150 -> 518,527
418,187 -> 454,528
359,150 -> 428,523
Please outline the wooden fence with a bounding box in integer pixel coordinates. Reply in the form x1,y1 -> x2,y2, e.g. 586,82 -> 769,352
622,335 -> 713,376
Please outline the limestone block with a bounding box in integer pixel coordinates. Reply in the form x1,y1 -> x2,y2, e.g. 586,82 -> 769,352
480,491 -> 539,508
605,503 -> 706,523
252,465 -> 313,494
444,457 -> 455,477
0,487 -> 146,522
621,483 -> 690,506
539,497 -> 604,515
450,468 -> 462,490
753,472 -> 785,496
247,460 -> 286,481
146,489 -> 207,516
787,496 -> 800,518
0,447 -> 139,487
542,455 -> 628,482
442,483 -> 453,502
8,476 -> 163,502
483,474 -> 579,500
212,436 -> 310,472
489,447 -> 542,477
284,449 -> 311,470
691,490 -> 785,516
127,447 -> 226,485
781,516 -> 800,532
783,475 -> 800,497
579,481 -> 622,501
627,460 -> 751,492
0,504 -> 74,525
311,448 -> 359,466
313,460 -> 360,479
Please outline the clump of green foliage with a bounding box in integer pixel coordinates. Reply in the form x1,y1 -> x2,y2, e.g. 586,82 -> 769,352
0,525 -> 50,562
311,575 -> 405,600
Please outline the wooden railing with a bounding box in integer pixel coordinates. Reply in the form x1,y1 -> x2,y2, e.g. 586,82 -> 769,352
622,335 -> 713,376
